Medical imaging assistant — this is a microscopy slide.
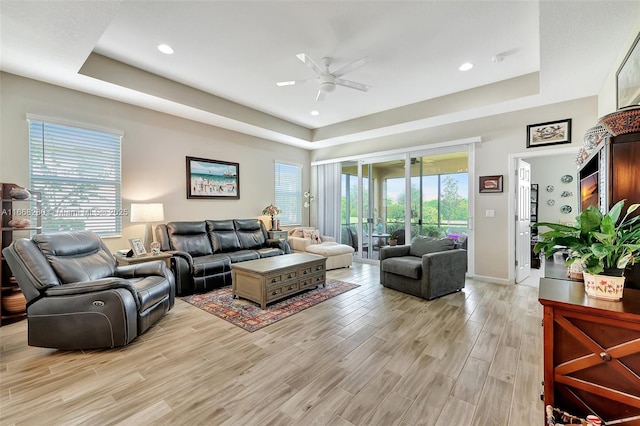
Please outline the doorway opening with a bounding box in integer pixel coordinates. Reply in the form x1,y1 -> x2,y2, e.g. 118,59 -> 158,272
508,147 -> 579,286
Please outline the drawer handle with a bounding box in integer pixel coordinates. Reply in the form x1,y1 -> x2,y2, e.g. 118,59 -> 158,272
303,271 -> 307,275
271,279 -> 277,283
287,286 -> 293,290
600,352 -> 611,362
287,274 -> 292,278
272,291 -> 277,296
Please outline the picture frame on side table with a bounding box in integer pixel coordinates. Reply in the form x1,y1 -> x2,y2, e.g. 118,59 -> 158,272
129,238 -> 146,256
616,31 -> 640,109
479,175 -> 503,193
186,156 -> 240,199
526,119 -> 572,148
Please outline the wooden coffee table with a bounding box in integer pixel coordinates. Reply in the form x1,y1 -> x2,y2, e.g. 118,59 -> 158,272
231,253 -> 326,309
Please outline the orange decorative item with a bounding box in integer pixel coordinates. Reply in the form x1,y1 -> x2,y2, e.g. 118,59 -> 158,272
2,291 -> 27,314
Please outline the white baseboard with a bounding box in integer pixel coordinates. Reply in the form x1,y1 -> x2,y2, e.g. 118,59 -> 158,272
468,274 -> 514,285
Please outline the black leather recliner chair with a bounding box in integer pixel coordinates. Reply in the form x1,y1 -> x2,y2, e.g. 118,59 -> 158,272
2,230 -> 175,350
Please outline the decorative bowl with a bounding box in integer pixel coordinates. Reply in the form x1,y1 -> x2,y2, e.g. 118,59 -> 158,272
598,105 -> 640,136
8,218 -> 31,228
9,186 -> 31,200
2,291 -> 27,314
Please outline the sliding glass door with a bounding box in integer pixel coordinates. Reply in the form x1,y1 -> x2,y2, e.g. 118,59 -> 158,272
340,149 -> 469,261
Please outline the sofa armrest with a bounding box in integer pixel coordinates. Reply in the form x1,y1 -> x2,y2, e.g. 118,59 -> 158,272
421,249 -> 467,296
117,260 -> 171,279
380,245 -> 411,261
288,236 -> 312,252
44,277 -> 139,307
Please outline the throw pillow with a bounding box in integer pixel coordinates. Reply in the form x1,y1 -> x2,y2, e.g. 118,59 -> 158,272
302,229 -> 313,239
409,236 -> 455,257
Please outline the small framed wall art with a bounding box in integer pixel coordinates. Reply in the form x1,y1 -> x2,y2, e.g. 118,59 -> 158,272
186,156 -> 240,199
526,119 -> 572,148
479,175 -> 503,193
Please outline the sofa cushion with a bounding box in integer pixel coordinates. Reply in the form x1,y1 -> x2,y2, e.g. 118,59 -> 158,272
303,229 -> 322,244
34,231 -> 116,283
409,236 -> 455,257
207,220 -> 241,253
192,254 -> 231,277
167,222 -> 213,256
227,250 -> 260,263
234,219 -> 267,250
382,256 -> 422,280
305,242 -> 354,257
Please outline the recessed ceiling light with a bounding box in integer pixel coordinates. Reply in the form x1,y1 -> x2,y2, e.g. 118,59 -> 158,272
310,110 -> 320,116
459,62 -> 474,71
276,81 -> 295,87
157,44 -> 174,55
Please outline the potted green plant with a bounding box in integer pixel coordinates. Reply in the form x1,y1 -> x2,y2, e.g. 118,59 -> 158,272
389,229 -> 399,246
533,200 -> 640,300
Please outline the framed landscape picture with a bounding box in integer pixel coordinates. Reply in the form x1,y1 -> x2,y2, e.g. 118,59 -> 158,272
616,31 -> 640,109
526,119 -> 572,148
479,175 -> 503,193
186,156 -> 240,199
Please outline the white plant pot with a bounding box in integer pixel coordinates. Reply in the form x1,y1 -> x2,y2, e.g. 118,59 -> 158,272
583,272 -> 625,301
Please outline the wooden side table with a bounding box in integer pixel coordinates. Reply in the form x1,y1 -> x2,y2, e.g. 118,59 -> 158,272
268,230 -> 288,241
114,252 -> 172,268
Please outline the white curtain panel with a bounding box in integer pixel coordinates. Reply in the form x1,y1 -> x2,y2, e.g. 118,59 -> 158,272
314,163 -> 342,241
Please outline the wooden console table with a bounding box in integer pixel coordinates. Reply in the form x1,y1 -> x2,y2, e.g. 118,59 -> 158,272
538,278 -> 640,425
231,253 -> 326,309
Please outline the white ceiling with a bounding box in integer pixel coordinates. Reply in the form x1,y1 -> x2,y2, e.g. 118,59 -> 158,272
1,1 -> 638,150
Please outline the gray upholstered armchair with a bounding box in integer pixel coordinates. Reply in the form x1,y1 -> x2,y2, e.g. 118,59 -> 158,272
380,236 -> 467,300
2,230 -> 175,350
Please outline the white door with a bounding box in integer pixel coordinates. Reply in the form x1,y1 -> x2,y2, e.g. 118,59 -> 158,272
515,159 -> 532,283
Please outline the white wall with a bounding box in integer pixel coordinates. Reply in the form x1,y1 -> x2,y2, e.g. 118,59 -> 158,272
598,19 -> 640,115
311,97 -> 598,282
0,73 -> 310,252
528,154 -> 578,228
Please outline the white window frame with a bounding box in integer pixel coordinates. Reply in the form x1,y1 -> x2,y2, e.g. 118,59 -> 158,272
274,161 -> 302,226
27,114 -> 123,237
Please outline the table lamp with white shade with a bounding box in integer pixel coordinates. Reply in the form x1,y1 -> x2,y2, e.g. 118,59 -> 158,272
130,203 -> 165,251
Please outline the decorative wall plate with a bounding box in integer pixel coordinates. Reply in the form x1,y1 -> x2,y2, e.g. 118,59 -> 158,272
561,205 -> 572,214
546,185 -> 554,192
547,199 -> 555,206
561,175 -> 573,183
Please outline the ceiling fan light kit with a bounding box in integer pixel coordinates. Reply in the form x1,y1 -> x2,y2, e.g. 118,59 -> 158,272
277,53 -> 372,101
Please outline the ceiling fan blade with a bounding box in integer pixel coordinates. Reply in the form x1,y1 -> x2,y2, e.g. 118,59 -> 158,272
332,57 -> 371,78
315,90 -> 325,102
335,78 -> 371,92
275,78 -> 315,87
296,53 -> 324,76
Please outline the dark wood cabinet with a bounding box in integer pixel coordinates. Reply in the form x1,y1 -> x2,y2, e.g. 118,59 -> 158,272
578,132 -> 640,288
1,183 -> 42,326
539,278 -> 640,425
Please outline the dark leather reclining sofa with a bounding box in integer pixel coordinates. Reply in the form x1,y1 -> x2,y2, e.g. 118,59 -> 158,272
155,219 -> 289,295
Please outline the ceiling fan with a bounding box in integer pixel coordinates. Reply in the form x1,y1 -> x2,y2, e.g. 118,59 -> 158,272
276,53 -> 372,101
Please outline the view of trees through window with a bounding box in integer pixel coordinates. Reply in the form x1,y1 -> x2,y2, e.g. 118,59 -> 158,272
385,173 -> 468,237
341,170 -> 468,241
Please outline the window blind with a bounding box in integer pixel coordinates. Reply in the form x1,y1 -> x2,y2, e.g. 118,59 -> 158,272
274,162 -> 302,226
28,119 -> 123,237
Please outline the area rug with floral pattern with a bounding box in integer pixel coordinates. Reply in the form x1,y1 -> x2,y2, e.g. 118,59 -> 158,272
181,279 -> 360,332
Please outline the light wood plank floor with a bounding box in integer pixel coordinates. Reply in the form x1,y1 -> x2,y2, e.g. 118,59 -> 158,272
0,262 -> 544,425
